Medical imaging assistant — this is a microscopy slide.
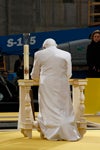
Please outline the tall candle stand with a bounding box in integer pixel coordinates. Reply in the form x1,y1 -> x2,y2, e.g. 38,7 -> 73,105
23,33 -> 30,79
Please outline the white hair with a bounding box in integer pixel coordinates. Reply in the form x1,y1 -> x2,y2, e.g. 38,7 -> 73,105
43,38 -> 57,48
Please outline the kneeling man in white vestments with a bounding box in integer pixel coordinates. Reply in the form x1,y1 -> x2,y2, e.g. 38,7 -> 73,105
30,38 -> 81,141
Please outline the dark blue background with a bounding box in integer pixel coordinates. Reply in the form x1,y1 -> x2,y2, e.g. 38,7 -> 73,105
0,26 -> 100,56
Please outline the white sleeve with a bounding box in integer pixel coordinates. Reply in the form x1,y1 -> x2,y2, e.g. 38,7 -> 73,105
30,52 -> 40,80
67,53 -> 72,79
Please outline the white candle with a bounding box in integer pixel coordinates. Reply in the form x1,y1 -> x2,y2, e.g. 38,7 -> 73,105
24,44 -> 29,79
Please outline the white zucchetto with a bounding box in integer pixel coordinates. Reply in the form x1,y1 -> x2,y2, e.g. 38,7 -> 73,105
43,38 -> 57,48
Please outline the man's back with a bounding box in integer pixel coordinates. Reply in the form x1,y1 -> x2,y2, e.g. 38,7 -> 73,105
35,46 -> 72,78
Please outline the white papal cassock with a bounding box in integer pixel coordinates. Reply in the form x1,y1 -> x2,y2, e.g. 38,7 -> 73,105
30,39 -> 80,141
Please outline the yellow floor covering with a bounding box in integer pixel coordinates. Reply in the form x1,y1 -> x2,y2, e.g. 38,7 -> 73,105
84,114 -> 100,123
0,113 -> 100,149
1,113 -> 100,124
0,112 -> 38,121
1,112 -> 100,130
0,130 -> 100,150
0,113 -> 18,121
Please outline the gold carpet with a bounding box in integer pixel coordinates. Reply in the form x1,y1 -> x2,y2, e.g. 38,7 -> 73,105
0,113 -> 100,149
0,112 -> 38,121
1,112 -> 100,127
0,129 -> 100,150
1,112 -> 100,122
0,112 -> 18,121
1,112 -> 100,130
